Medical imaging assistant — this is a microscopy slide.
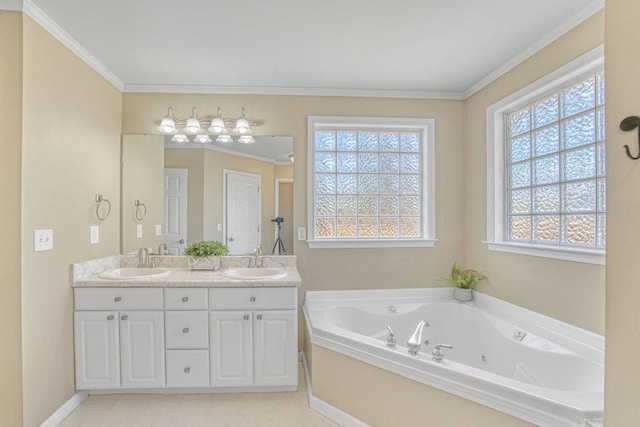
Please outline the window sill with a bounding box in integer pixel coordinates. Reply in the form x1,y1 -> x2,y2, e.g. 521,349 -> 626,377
485,241 -> 604,265
307,239 -> 437,249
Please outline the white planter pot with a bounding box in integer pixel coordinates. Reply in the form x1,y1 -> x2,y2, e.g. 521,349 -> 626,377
454,288 -> 473,302
188,256 -> 221,271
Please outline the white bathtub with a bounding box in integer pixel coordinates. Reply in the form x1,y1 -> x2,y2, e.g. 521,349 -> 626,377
303,288 -> 604,427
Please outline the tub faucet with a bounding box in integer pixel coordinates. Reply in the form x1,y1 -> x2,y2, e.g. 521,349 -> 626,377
432,344 -> 453,363
407,320 -> 430,356
137,247 -> 155,268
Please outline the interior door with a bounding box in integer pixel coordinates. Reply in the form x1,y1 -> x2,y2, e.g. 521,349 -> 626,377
225,171 -> 260,255
164,168 -> 188,254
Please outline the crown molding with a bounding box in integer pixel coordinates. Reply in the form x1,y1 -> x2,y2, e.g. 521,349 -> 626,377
124,83 -> 466,100
1,0 -> 125,91
463,0 -> 604,99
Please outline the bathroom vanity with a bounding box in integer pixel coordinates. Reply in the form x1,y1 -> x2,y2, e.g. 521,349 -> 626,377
71,256 -> 300,393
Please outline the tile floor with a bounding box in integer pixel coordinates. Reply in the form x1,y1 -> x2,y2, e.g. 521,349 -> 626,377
59,363 -> 339,426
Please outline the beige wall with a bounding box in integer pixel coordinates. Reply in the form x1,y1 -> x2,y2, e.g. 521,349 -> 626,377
311,345 -> 532,427
121,135 -> 164,254
604,0 -> 640,423
0,11 -> 24,427
464,12 -> 605,333
21,16 -> 122,427
124,95 -> 466,294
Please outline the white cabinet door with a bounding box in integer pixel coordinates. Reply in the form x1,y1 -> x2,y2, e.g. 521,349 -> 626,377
120,311 -> 165,388
74,311 -> 120,390
210,311 -> 253,386
253,310 -> 297,386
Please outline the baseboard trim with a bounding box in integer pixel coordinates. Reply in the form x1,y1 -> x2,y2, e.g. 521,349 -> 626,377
301,352 -> 369,427
39,391 -> 88,427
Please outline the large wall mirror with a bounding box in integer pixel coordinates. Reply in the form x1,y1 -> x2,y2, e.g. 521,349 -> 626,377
121,134 -> 294,256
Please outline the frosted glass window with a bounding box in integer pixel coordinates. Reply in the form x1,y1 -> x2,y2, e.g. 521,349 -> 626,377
504,72 -> 606,249
312,125 -> 426,241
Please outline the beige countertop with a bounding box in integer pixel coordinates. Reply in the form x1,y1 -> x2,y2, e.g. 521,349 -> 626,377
73,267 -> 301,288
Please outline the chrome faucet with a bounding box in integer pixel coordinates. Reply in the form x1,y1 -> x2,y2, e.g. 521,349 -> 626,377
432,344 -> 453,363
157,243 -> 167,255
248,244 -> 264,268
407,320 -> 430,356
137,247 -> 155,268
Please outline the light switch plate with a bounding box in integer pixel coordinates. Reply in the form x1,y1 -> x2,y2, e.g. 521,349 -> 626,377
297,227 -> 306,241
137,224 -> 143,238
90,226 -> 99,244
34,229 -> 53,251
155,224 -> 162,236
217,223 -> 222,232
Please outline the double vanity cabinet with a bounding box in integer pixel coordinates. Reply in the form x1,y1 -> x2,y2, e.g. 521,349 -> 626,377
73,279 -> 298,392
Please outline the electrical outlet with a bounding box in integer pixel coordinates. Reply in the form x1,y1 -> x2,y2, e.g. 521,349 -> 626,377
137,224 -> 143,238
90,226 -> 99,244
155,224 -> 162,236
297,227 -> 306,241
34,229 -> 53,251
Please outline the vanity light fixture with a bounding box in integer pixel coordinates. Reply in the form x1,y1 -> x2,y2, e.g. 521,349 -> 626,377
216,134 -> 233,143
233,107 -> 253,135
237,135 -> 255,144
194,134 -> 212,143
183,106 -> 203,134
171,134 -> 189,143
156,107 -> 177,134
156,106 -> 261,142
208,107 -> 227,134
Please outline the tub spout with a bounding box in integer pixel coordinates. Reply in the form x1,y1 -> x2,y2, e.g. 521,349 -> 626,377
407,320 -> 429,356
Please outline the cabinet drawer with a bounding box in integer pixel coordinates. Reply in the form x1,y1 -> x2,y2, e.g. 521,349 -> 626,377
75,288 -> 163,310
164,288 -> 208,310
166,350 -> 210,388
165,311 -> 209,349
209,287 -> 296,310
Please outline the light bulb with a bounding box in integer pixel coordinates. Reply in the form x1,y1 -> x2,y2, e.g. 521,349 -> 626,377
233,107 -> 253,135
238,135 -> 255,144
171,134 -> 189,143
157,107 -> 176,134
208,107 -> 227,134
194,134 -> 212,143
183,106 -> 203,134
216,134 -> 233,143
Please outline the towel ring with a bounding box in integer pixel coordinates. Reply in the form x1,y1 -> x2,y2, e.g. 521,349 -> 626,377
95,194 -> 111,221
134,200 -> 147,221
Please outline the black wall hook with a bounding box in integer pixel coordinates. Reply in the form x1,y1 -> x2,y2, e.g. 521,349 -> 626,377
620,116 -> 640,159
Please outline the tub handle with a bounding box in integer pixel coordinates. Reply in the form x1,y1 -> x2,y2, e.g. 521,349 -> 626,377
385,326 -> 397,348
432,344 -> 453,363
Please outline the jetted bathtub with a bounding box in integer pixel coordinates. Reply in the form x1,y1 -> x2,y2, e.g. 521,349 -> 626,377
303,288 -> 603,427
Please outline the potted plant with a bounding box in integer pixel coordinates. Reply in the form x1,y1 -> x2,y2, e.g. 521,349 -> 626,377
441,263 -> 488,302
184,240 -> 228,271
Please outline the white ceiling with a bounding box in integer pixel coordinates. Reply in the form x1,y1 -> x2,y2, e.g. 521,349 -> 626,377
20,0 -> 602,98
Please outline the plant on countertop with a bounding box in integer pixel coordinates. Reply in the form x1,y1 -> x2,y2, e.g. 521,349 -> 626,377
184,240 -> 228,257
440,263 -> 488,289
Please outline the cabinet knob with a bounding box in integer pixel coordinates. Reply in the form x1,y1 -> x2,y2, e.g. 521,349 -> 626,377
184,367 -> 190,374
243,315 -> 249,320
182,296 -> 189,302
250,297 -> 256,302
114,296 -> 122,302
107,315 -> 114,320
257,314 -> 263,320
121,315 -> 128,321
182,327 -> 189,334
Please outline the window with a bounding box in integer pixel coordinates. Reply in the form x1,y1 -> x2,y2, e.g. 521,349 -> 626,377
486,47 -> 605,264
307,116 -> 436,248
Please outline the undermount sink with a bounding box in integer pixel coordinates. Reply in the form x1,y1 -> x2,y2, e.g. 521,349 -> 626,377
98,268 -> 170,280
222,268 -> 287,280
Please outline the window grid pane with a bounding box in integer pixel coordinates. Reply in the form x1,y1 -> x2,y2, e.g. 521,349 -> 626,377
314,128 -> 423,240
505,73 -> 605,249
